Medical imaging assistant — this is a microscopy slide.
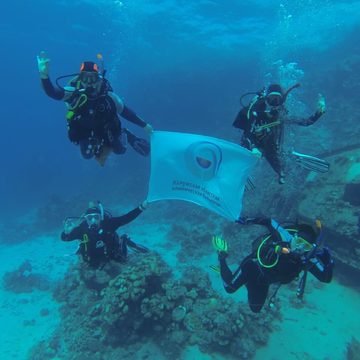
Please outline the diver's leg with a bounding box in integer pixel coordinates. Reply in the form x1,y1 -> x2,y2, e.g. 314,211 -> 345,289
106,126 -> 127,155
117,234 -> 128,262
246,280 -> 269,313
79,139 -> 95,159
263,137 -> 285,184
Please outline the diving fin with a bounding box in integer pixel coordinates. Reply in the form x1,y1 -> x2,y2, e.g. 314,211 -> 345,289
245,177 -> 256,191
209,265 -> 220,274
212,236 -> 228,253
291,150 -> 330,173
95,146 -> 112,167
129,243 -> 149,254
124,128 -> 150,157
124,235 -> 150,253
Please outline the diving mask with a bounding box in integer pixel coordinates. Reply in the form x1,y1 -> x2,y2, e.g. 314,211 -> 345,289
266,91 -> 284,107
79,71 -> 99,87
291,235 -> 313,253
84,213 -> 102,228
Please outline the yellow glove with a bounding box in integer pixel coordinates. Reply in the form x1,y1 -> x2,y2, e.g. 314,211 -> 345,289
212,236 -> 228,253
37,51 -> 50,79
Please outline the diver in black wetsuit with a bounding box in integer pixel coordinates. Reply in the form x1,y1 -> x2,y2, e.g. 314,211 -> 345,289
213,217 -> 334,313
61,201 -> 149,268
233,83 -> 326,184
37,51 -> 153,165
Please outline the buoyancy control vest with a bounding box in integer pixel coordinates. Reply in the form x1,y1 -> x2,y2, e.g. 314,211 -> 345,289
65,78 -> 120,143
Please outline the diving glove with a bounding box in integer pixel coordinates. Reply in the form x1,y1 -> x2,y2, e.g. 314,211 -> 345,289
212,236 -> 228,253
37,51 -> 50,79
317,94 -> 326,114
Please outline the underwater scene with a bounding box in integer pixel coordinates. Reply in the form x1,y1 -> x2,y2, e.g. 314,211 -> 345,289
1,0 -> 360,359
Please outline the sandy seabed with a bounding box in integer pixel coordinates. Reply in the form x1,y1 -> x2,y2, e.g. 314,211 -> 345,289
0,223 -> 359,360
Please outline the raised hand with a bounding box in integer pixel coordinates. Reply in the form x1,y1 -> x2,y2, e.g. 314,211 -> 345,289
37,51 -> 50,79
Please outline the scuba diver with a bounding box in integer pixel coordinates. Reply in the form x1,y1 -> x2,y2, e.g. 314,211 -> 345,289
37,51 -> 153,165
212,217 -> 334,313
61,201 -> 149,268
233,83 -> 327,184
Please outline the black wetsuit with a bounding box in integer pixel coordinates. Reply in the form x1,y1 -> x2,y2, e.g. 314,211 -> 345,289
61,206 -> 147,268
233,98 -> 323,180
219,218 -> 333,313
41,77 -> 148,159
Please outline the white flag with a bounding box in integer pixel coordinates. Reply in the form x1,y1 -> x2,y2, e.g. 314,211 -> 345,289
147,131 -> 257,221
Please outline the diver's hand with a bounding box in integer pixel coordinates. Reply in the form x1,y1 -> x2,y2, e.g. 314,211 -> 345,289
63,220 -> 76,235
251,147 -> 262,158
218,251 -> 228,260
37,51 -> 50,79
236,216 -> 248,225
139,200 -> 148,211
317,94 -> 326,114
144,123 -> 154,134
236,216 -> 255,225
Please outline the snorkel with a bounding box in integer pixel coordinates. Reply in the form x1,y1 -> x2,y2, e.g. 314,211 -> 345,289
97,201 -> 105,221
96,53 -> 106,78
240,82 -> 301,108
55,73 -> 80,91
282,82 -> 301,103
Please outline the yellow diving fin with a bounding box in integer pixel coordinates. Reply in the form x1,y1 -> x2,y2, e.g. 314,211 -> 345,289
95,146 -> 112,167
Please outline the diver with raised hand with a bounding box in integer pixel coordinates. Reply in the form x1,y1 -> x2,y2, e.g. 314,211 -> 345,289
62,201 -> 149,269
37,51 -> 153,165
212,217 -> 333,313
233,83 -> 327,184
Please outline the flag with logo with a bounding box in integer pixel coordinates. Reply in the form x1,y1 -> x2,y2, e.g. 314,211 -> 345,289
147,131 -> 257,221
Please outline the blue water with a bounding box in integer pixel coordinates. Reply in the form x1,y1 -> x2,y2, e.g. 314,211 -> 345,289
1,0 -> 357,220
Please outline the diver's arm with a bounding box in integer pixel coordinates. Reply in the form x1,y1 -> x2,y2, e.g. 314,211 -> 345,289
106,206 -> 144,232
288,110 -> 324,127
61,225 -> 83,241
238,217 -> 274,229
108,92 -> 125,114
237,217 -> 283,242
287,94 -> 326,126
109,92 -> 153,132
41,77 -> 65,100
308,247 -> 334,283
220,254 -> 249,293
37,51 -> 64,100
121,105 -> 148,128
108,92 -> 149,128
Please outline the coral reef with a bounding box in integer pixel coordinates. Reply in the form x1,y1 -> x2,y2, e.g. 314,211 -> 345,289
2,260 -> 50,293
29,253 -> 276,360
346,337 -> 360,360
